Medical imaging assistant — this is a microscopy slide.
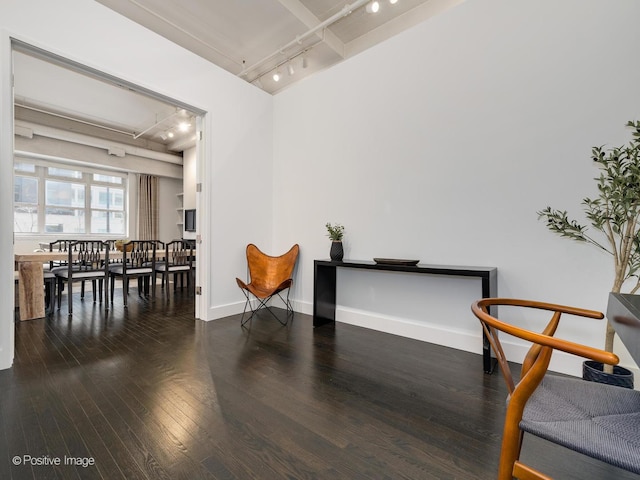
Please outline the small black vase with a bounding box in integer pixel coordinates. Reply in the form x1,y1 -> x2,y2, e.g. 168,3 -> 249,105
329,241 -> 344,261
582,360 -> 634,389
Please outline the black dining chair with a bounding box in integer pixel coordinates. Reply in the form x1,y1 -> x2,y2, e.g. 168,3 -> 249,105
155,239 -> 194,291
109,240 -> 157,307
54,240 -> 110,315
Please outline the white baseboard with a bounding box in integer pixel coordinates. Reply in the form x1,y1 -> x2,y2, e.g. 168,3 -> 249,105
210,299 -> 640,388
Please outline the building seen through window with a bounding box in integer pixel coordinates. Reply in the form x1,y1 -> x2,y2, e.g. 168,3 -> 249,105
14,158 -> 126,236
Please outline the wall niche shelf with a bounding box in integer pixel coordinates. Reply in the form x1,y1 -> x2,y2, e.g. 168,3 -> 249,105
176,193 -> 184,231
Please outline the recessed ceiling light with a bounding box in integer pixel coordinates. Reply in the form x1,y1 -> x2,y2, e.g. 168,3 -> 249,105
273,71 -> 281,82
389,0 -> 398,4
178,122 -> 191,132
366,1 -> 380,13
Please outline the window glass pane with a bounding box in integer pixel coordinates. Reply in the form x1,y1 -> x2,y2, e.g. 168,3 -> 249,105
93,174 -> 122,184
14,206 -> 39,233
91,210 -> 125,234
91,186 -> 124,210
14,163 -> 35,173
45,208 -> 85,233
14,176 -> 38,203
46,180 -> 85,208
47,167 -> 82,178
14,159 -> 126,236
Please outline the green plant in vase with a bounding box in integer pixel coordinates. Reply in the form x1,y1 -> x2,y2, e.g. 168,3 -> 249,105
538,120 -> 640,377
326,222 -> 345,261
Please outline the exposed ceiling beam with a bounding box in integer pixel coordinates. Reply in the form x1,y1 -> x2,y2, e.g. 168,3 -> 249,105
276,0 -> 345,58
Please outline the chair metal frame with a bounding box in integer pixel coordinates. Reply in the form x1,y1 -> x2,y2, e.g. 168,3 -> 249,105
471,298 -> 635,480
236,243 -> 299,326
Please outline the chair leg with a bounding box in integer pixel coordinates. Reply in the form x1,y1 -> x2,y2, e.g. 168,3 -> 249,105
239,292 -> 289,326
57,278 -> 63,310
68,280 -> 73,315
102,278 -> 109,312
277,290 -> 295,316
239,290 -> 255,326
263,298 -> 289,326
497,412 -> 526,480
45,278 -> 55,315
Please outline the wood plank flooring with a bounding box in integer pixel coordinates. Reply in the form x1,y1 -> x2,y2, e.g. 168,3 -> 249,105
0,287 -> 637,479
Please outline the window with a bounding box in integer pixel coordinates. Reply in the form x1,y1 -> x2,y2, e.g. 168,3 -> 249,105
14,158 -> 127,236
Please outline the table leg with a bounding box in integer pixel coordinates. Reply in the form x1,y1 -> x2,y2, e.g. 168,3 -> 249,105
18,261 -> 46,320
313,263 -> 337,327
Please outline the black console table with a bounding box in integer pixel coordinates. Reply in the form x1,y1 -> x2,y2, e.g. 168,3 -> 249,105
313,259 -> 498,373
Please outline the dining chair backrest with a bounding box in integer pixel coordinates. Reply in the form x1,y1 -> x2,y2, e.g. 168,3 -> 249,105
49,239 -> 77,269
122,240 -> 157,272
68,240 -> 110,274
165,240 -> 193,267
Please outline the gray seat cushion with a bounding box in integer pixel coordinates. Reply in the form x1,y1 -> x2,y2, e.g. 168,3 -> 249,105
520,374 -> 640,473
109,265 -> 152,275
156,264 -> 190,273
55,270 -> 106,280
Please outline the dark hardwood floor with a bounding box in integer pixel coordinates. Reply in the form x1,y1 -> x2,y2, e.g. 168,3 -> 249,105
1,286 -> 637,479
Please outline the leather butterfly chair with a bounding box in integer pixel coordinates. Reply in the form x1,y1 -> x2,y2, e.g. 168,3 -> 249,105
236,244 -> 299,326
471,298 -> 640,480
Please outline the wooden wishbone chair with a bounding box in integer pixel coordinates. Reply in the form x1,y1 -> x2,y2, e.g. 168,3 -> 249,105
471,298 -> 640,480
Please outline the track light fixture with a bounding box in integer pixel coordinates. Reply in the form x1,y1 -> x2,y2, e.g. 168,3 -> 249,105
366,1 -> 379,13
273,70 -> 281,82
287,62 -> 295,76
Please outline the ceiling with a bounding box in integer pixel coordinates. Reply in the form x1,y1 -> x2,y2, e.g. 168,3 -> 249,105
96,0 -> 461,94
12,0 -> 460,154
13,48 -> 201,154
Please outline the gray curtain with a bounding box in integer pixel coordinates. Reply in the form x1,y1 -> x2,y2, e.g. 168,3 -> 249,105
138,174 -> 159,240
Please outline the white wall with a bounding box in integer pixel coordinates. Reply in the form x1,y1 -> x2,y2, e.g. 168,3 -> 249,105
273,0 -> 640,377
0,0 -> 274,369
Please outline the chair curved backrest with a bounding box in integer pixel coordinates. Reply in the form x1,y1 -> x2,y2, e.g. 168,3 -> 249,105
471,298 -> 638,480
246,243 -> 299,295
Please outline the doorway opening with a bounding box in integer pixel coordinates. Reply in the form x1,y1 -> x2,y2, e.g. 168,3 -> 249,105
11,39 -> 205,321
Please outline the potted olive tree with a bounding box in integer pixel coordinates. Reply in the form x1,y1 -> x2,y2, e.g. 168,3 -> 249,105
538,120 -> 640,386
326,222 -> 345,261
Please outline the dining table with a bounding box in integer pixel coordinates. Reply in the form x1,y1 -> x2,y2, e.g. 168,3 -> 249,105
14,249 -> 185,321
